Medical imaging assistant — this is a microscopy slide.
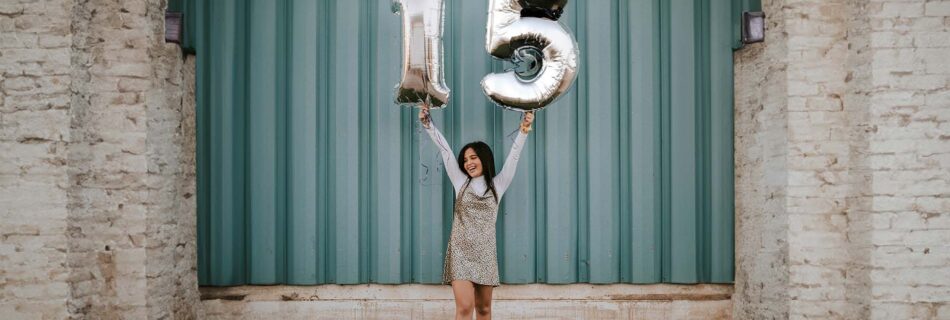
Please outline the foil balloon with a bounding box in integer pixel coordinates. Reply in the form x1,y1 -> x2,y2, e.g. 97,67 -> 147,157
393,0 -> 451,108
483,0 -> 579,111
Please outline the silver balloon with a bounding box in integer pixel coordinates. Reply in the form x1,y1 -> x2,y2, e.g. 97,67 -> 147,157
393,0 -> 451,108
483,0 -> 579,111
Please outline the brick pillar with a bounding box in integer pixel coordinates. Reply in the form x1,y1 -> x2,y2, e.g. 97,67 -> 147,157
0,0 -> 73,318
734,0 -> 950,319
1,0 -> 198,318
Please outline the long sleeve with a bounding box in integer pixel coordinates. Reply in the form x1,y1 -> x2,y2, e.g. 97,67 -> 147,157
425,124 -> 468,194
494,130 -> 528,197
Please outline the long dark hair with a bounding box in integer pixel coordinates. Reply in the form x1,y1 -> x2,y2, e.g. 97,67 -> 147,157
457,141 -> 498,201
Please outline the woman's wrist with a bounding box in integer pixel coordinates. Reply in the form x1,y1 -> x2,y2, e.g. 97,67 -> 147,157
519,111 -> 534,134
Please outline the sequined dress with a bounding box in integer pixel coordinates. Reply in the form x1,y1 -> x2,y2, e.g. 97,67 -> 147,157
442,179 -> 501,286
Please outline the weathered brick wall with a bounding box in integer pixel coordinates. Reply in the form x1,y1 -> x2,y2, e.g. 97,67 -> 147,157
0,0 -> 73,318
844,1 -> 874,319
67,0 -> 152,316
144,1 -> 199,319
174,54 -> 199,320
784,0 -> 856,318
735,0 -> 950,319
863,1 -> 950,318
733,0 -> 791,318
1,0 -> 198,318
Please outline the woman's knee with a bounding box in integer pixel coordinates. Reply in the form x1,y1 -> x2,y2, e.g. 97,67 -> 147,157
456,300 -> 475,315
475,303 -> 492,316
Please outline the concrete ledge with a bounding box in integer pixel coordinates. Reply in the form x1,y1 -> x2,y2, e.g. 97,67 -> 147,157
201,300 -> 733,319
199,285 -> 733,319
199,284 -> 733,301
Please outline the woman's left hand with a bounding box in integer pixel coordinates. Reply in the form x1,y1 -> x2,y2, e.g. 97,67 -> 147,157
520,111 -> 535,134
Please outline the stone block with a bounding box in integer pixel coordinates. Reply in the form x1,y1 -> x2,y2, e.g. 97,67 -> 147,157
924,2 -> 950,17
875,2 -> 925,18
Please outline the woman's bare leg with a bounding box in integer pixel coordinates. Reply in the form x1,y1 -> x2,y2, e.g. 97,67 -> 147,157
451,280 -> 475,320
474,284 -> 494,320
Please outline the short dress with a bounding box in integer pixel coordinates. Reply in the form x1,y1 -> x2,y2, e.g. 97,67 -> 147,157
442,179 -> 501,286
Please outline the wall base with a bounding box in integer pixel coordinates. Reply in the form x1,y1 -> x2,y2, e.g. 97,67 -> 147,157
199,284 -> 733,319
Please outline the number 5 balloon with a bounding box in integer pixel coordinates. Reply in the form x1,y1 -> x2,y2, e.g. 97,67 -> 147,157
482,0 -> 579,111
393,0 -> 451,108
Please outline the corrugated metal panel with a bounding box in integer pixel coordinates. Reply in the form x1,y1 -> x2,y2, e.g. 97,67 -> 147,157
193,0 -> 738,286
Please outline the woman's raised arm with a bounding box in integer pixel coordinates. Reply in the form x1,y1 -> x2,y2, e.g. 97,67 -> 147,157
494,112 -> 534,197
420,107 -> 467,193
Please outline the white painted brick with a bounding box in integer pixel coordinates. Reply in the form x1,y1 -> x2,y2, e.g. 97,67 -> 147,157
872,284 -> 950,302
915,31 -> 950,48
924,2 -> 950,17
872,196 -> 915,211
871,302 -> 944,320
877,2 -> 925,18
938,303 -> 950,319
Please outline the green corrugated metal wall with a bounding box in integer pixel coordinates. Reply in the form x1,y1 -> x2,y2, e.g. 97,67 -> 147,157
185,0 -> 750,286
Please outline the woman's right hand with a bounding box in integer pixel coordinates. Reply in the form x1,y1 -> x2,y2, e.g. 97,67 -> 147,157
419,103 -> 431,129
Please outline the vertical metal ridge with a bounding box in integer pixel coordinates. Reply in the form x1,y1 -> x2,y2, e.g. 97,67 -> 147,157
712,0 -> 739,283
278,0 -> 291,284
696,0 -> 712,282
651,0 -> 665,283
324,0 -> 337,283
210,0 -> 225,285
574,0 -> 590,283
316,0 -> 330,284
399,0 -> 414,279
210,0 -> 223,285
358,0 -> 369,284
284,0 -> 295,283
195,0 -> 210,285
247,0 -> 280,283
406,109 -> 417,283
617,0 -> 632,283
369,0 -> 379,283
356,0 -> 378,283
401,110 -> 413,283
532,52 -> 546,283
240,0 -> 250,285
534,109 -> 546,284
397,0 -> 412,283
669,0 -> 700,284
650,0 -> 666,282
659,0 -> 672,283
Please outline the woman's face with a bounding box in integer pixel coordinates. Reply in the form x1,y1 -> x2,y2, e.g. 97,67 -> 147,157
462,148 -> 483,177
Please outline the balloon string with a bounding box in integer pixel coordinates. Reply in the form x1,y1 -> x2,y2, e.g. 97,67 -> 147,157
418,98 -> 434,186
418,116 -> 431,186
421,70 -> 434,185
506,112 -> 525,143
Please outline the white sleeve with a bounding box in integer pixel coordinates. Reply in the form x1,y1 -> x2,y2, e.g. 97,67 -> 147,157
425,124 -> 467,194
494,130 -> 528,197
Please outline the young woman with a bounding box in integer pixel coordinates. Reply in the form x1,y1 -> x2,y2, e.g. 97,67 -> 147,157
419,103 -> 534,320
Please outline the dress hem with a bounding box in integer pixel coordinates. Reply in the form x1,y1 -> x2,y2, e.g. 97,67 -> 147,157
442,278 -> 500,287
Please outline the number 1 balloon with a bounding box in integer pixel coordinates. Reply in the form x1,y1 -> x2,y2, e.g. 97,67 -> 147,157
393,0 -> 451,109
483,0 -> 579,111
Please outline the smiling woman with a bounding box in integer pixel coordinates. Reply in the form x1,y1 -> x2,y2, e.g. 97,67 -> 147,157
419,103 -> 534,319
188,0 -> 737,287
